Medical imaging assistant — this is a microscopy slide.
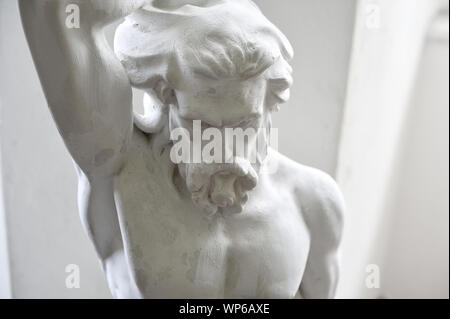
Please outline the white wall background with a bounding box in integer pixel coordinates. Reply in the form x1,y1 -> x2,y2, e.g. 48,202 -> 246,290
256,0 -> 357,175
336,0 -> 449,299
379,14 -> 449,298
0,0 -> 111,298
0,0 -> 356,298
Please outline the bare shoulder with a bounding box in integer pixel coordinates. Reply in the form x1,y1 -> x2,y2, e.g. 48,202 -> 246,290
266,149 -> 345,243
266,150 -> 344,298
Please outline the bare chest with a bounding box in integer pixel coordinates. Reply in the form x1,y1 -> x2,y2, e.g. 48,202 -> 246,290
111,148 -> 310,298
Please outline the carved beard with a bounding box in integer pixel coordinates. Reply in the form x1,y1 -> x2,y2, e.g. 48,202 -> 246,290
177,157 -> 260,217
173,117 -> 272,217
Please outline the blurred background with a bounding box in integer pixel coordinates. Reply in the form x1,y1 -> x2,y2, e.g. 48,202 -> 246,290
0,0 -> 448,298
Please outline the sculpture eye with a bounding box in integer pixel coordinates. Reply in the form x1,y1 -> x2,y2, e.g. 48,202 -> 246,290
207,88 -> 217,95
238,119 -> 252,128
232,114 -> 261,128
201,121 -> 213,130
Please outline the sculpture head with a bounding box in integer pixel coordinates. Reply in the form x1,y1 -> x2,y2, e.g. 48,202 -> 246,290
115,0 -> 293,216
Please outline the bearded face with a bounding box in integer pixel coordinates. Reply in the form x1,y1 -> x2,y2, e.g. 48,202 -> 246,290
168,75 -> 273,216
114,0 -> 293,216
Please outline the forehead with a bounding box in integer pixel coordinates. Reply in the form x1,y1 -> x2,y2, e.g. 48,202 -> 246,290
174,74 -> 267,126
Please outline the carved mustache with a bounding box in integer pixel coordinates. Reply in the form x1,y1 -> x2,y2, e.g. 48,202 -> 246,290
185,157 -> 258,193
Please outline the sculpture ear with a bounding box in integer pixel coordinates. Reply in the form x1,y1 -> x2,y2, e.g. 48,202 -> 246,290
134,92 -> 168,134
153,79 -> 178,106
133,79 -> 174,135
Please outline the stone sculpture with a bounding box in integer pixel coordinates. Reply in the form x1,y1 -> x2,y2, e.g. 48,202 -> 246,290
20,0 -> 344,298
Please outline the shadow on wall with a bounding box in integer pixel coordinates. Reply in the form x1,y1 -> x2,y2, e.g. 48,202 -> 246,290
336,0 -> 449,299
380,9 -> 449,299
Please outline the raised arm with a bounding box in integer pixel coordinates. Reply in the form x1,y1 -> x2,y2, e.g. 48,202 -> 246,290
19,0 -> 149,177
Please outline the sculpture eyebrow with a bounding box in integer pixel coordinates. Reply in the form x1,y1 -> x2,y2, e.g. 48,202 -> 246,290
223,113 -> 262,127
193,68 -> 220,81
177,112 -> 261,128
177,112 -> 222,127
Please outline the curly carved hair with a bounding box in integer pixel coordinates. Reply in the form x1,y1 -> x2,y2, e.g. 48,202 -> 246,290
114,0 -> 293,132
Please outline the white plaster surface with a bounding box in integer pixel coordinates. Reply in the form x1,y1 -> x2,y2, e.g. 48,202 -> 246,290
0,0 -> 355,298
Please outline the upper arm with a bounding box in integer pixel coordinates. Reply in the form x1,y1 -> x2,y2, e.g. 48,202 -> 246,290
297,170 -> 345,299
19,1 -> 145,177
